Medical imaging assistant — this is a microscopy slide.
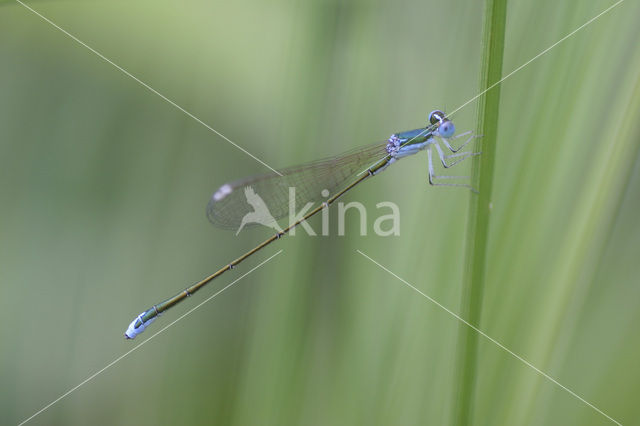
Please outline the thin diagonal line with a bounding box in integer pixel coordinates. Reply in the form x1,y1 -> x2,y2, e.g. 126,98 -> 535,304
15,0 -> 282,176
359,0 -> 624,176
356,250 -> 622,426
448,0 -> 625,117
17,250 -> 283,426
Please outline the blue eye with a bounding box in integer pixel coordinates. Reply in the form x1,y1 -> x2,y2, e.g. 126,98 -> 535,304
438,121 -> 455,138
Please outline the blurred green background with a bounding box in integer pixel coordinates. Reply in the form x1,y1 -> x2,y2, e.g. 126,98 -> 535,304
1,0 -> 639,425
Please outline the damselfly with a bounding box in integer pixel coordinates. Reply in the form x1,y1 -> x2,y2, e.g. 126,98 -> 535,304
124,110 -> 480,339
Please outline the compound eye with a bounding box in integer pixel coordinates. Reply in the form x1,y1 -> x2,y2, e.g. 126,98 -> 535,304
438,121 -> 455,138
429,110 -> 446,125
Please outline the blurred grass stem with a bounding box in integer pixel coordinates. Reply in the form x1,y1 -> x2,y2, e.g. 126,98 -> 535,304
451,0 -> 507,424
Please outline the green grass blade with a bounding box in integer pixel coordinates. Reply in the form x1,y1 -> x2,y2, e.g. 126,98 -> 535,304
451,0 -> 508,424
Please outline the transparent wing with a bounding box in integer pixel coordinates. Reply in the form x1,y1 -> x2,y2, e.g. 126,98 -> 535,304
206,142 -> 389,230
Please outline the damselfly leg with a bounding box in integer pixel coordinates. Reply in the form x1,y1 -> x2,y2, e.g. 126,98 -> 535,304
439,131 -> 480,153
426,131 -> 482,191
433,143 -> 481,168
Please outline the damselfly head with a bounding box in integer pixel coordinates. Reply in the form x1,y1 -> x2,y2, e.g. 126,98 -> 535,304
437,120 -> 455,138
429,110 -> 455,138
